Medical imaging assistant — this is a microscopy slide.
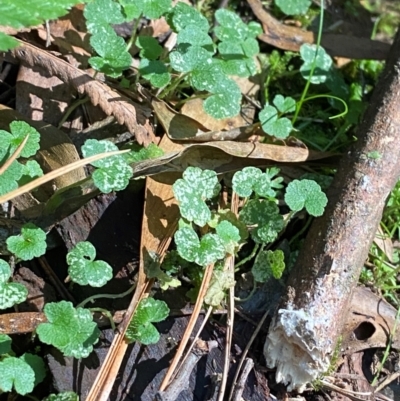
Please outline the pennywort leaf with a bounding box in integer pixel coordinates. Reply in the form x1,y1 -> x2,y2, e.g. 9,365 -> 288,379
36,301 -> 100,359
168,2 -> 209,32
175,226 -> 225,266
0,356 -> 35,395
0,260 -> 28,310
126,298 -> 169,345
43,392 -> 79,401
81,139 -> 133,193
232,166 -> 283,198
139,58 -> 171,88
300,44 -> 333,84
67,241 -> 113,287
284,179 -> 328,216
6,223 -> 47,261
173,167 -> 221,227
275,0 -> 311,15
240,199 -> 284,244
0,121 -> 40,159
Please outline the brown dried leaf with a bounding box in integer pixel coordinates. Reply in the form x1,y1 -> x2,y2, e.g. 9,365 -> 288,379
10,40 -> 154,145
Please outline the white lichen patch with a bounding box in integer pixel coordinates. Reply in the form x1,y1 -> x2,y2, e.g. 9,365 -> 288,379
264,307 -> 331,392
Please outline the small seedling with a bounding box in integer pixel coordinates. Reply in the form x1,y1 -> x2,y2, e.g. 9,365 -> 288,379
6,223 -> 47,261
36,301 -> 100,358
259,95 -> 296,139
126,298 -> 170,345
66,241 -> 113,287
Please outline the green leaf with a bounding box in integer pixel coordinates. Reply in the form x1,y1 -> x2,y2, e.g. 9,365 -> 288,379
0,356 -> 35,395
0,160 -> 24,196
218,40 -> 257,77
43,392 -> 79,401
240,199 -> 284,244
0,32 -> 19,52
126,298 -> 169,345
84,0 -> 125,32
259,104 -> 293,139
247,21 -> 263,38
172,167 -> 220,227
177,25 -> 213,47
123,143 -> 164,164
196,233 -> 226,266
233,166 -> 283,198
20,353 -> 46,387
0,334 -> 12,355
81,139 -> 133,193
273,95 -> 296,114
89,26 -> 132,78
214,9 -> 248,42
18,160 -> 44,186
0,0 -> 85,51
284,179 -> 328,216
0,260 -> 28,310
203,78 -> 242,119
37,301 -> 100,359
136,35 -> 163,60
209,209 -> 248,241
139,58 -> 171,88
215,220 -> 240,254
6,223 -> 47,261
275,0 -> 311,15
300,44 -> 333,84
252,249 -> 285,282
175,227 -> 225,266
0,121 -> 40,158
168,2 -> 209,32
170,43 -> 213,73
67,241 -> 113,287
205,270 -> 235,306
144,250 -> 181,290
119,0 -> 171,19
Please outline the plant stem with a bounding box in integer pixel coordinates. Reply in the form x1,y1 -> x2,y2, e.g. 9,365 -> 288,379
159,73 -> 188,99
292,0 -> 325,125
89,307 -> 116,331
235,243 -> 260,271
126,14 -> 142,51
77,284 -> 136,308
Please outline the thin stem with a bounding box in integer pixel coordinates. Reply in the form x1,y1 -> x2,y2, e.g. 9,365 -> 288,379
235,243 -> 260,271
292,0 -> 325,125
77,284 -> 136,308
89,307 -> 116,331
159,73 -> 188,99
126,14 -> 142,51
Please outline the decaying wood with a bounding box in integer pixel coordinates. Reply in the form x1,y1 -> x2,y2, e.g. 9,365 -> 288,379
264,27 -> 400,391
247,0 -> 391,60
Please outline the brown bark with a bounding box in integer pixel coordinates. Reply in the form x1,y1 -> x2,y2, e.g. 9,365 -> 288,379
264,27 -> 400,391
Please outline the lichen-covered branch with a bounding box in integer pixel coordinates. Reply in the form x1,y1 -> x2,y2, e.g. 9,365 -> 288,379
264,27 -> 400,392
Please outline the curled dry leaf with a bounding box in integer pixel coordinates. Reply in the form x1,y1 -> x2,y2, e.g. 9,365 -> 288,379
10,40 -> 154,145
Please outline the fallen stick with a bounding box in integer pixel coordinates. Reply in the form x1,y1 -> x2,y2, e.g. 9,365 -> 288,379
264,27 -> 400,392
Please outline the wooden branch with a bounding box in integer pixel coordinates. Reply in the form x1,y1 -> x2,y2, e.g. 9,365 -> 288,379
264,27 -> 400,392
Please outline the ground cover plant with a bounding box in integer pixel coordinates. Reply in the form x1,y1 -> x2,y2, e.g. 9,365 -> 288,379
0,0 -> 400,400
